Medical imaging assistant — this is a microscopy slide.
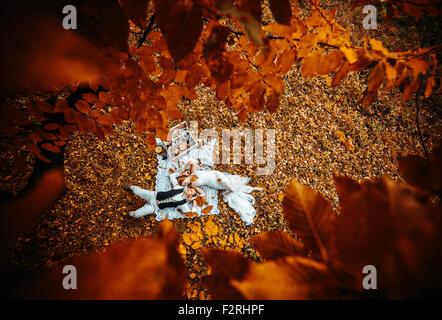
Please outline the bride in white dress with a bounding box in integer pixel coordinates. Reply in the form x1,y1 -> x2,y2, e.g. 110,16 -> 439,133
170,161 -> 261,225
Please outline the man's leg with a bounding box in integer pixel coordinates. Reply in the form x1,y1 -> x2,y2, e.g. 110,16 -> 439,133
130,186 -> 155,202
129,204 -> 155,217
156,188 -> 183,200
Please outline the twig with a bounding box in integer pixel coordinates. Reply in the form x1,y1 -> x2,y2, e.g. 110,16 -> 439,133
413,18 -> 430,160
400,0 -> 442,8
415,76 -> 430,160
137,13 -> 156,48
414,18 -> 422,46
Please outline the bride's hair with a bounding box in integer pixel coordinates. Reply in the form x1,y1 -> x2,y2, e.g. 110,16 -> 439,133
177,175 -> 187,186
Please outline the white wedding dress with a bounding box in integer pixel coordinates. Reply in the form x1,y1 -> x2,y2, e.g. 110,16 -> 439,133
171,169 -> 259,225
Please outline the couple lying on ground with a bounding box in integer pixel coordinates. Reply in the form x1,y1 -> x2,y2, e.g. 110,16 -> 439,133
128,160 -> 261,225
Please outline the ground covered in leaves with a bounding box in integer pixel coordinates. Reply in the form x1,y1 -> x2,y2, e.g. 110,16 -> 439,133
2,2 -> 441,299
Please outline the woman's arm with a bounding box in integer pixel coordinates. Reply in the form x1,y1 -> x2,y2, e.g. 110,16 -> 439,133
181,160 -> 196,174
169,171 -> 181,189
180,161 -> 192,173
193,185 -> 205,198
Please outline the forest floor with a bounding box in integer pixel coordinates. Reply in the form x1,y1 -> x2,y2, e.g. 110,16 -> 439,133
1,2 -> 441,299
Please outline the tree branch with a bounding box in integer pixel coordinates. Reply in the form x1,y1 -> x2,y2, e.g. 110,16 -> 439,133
137,13 -> 156,48
415,77 -> 430,160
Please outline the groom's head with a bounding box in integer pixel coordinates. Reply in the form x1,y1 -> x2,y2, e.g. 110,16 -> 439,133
183,187 -> 196,198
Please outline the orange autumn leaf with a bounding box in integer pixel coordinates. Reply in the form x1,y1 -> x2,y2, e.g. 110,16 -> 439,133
188,221 -> 203,236
201,205 -> 213,215
278,49 -> 296,74
98,91 -> 110,104
204,215 -> 218,235
330,175 -> 442,298
202,248 -> 250,299
82,93 -> 99,104
183,232 -> 202,248
206,144 -> 442,299
268,0 -> 292,25
361,62 -> 386,107
397,145 -> 442,195
145,132 -> 157,149
120,0 -> 149,29
1,0 -> 439,155
185,64 -> 202,90
301,50 -> 322,77
335,130 -> 355,151
265,89 -> 280,113
41,142 -> 61,153
231,256 -> 337,299
184,211 -> 198,218
316,50 -> 345,75
424,76 -> 435,98
174,69 -> 188,83
19,221 -> 186,299
251,230 -> 307,260
195,196 -> 205,207
96,115 -> 114,126
153,0 -> 203,62
43,123 -> 59,131
54,140 -> 66,147
75,100 -> 91,114
282,181 -> 336,260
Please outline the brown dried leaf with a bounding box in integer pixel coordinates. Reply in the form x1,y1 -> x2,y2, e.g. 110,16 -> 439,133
153,0 -> 203,62
265,89 -> 280,113
251,230 -> 307,260
201,205 -> 213,214
268,0 -> 292,25
397,146 -> 442,195
231,256 -> 336,299
20,221 -> 186,299
282,181 -> 335,260
361,62 -> 385,107
41,142 -> 61,153
203,248 -> 250,299
75,100 -> 92,114
120,0 -> 148,29
185,64 -> 202,90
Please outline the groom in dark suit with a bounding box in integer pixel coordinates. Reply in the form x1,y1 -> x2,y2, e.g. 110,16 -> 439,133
127,185 -> 197,217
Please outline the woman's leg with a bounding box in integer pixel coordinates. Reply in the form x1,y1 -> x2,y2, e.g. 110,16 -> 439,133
130,186 -> 155,202
130,204 -> 155,217
215,171 -> 236,192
